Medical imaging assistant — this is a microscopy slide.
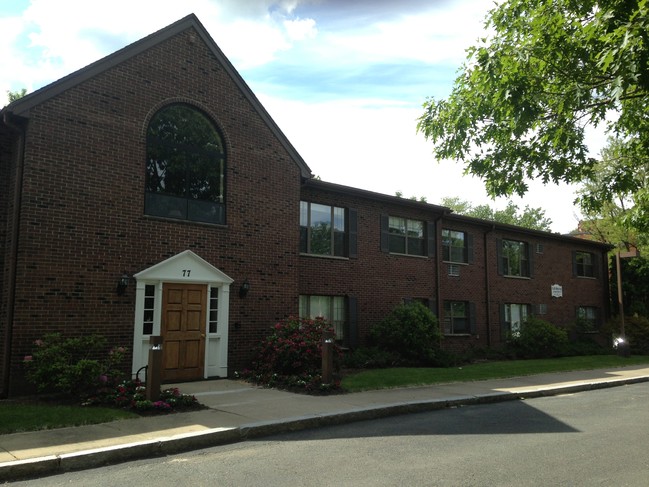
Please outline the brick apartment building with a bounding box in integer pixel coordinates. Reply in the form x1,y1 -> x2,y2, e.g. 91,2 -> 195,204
0,15 -> 610,396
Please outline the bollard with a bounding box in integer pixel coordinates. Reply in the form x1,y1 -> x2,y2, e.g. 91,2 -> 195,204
146,335 -> 163,401
321,330 -> 335,384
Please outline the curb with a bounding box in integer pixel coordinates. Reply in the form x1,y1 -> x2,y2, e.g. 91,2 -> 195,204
2,376 -> 648,482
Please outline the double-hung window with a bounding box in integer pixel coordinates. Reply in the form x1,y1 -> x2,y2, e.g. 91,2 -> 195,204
442,229 -> 470,263
387,217 -> 425,256
574,251 -> 596,278
499,239 -> 531,277
576,306 -> 599,331
443,301 -> 473,335
299,295 -> 346,339
300,202 -> 346,257
502,303 -> 531,337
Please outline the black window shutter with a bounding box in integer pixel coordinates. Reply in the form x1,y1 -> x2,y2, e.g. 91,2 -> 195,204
466,233 -> 474,264
499,302 -> 507,339
469,302 -> 477,334
346,296 -> 359,349
348,208 -> 358,258
427,221 -> 436,257
527,243 -> 534,278
572,251 -> 578,276
496,239 -> 503,275
380,214 -> 390,253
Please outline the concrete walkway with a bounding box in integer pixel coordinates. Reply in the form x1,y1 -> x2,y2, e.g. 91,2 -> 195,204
2,365 -> 649,481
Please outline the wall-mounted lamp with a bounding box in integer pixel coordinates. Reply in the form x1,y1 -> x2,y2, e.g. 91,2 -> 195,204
239,279 -> 250,298
116,273 -> 129,296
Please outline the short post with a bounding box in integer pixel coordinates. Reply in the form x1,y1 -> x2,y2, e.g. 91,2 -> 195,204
146,335 -> 163,401
322,330 -> 335,385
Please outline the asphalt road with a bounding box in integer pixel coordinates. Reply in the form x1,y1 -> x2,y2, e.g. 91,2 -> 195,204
17,382 -> 649,486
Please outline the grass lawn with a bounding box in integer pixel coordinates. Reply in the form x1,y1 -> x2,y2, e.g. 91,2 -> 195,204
3,355 -> 649,434
0,402 -> 139,435
341,355 -> 649,392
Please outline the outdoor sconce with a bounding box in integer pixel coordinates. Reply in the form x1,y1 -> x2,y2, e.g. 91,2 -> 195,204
239,279 -> 250,298
116,273 -> 129,296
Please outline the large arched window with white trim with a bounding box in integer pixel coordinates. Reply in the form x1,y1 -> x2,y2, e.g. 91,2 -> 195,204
145,104 -> 225,224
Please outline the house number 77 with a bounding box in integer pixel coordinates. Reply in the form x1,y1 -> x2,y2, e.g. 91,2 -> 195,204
182,269 -> 191,277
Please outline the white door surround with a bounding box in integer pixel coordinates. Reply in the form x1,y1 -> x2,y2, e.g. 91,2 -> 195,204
131,250 -> 233,380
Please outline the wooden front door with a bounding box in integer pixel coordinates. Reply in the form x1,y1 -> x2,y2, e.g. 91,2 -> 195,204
161,283 -> 207,382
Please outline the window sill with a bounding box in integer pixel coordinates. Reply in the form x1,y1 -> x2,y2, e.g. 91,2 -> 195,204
143,214 -> 228,229
502,275 -> 531,280
576,275 -> 598,280
300,253 -> 349,261
443,333 -> 472,337
443,260 -> 469,265
388,252 -> 428,259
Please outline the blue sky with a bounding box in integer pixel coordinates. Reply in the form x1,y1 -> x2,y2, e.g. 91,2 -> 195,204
1,0 -> 601,233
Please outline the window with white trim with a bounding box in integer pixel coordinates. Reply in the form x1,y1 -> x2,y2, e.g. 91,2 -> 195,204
143,284 -> 155,335
503,303 -> 531,337
208,287 -> 219,333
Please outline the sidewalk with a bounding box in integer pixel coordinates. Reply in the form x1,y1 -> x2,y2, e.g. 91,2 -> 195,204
2,365 -> 649,481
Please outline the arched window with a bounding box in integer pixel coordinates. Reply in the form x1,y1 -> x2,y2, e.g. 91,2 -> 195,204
145,104 -> 225,224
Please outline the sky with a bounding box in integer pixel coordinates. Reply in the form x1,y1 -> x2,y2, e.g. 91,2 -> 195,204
1,0 -> 605,233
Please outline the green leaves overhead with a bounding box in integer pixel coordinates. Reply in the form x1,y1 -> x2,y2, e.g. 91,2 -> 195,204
418,0 -> 648,233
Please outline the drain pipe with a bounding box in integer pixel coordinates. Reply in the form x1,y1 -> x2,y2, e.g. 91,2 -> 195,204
1,111 -> 27,398
484,224 -> 495,348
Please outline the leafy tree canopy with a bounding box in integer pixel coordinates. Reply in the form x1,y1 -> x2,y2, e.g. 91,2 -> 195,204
441,196 -> 553,231
6,88 -> 27,104
418,0 -> 648,231
577,137 -> 648,254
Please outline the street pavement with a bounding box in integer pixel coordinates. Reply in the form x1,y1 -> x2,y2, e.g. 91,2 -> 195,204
1,365 -> 648,482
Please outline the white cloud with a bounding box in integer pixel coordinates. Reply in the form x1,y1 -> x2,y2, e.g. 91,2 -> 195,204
283,17 -> 317,41
0,0 -> 585,233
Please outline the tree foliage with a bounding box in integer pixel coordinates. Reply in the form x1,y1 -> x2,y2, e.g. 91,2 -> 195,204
6,88 -> 27,103
577,137 -> 649,249
418,0 -> 649,232
441,196 -> 553,231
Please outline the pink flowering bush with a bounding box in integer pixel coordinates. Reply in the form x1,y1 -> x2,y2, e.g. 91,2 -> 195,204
239,316 -> 342,393
23,333 -> 126,400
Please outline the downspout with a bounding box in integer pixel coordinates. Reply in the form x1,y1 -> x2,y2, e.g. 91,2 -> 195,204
1,111 -> 27,398
434,211 -> 448,325
484,224 -> 495,348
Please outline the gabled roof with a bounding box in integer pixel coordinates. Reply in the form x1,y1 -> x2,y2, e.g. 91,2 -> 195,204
1,14 -> 313,178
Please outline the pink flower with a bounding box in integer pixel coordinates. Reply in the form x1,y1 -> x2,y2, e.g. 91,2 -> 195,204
99,374 -> 108,383
23,355 -> 33,362
34,339 -> 44,347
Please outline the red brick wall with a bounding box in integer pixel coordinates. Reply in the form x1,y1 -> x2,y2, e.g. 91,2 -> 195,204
297,189 -> 611,354
299,185 -> 444,345
6,28 -> 302,393
2,23 -> 612,395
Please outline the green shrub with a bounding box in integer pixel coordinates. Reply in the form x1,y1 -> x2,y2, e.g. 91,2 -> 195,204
506,318 -> 569,359
342,346 -> 400,369
23,333 -> 126,400
239,316 -> 342,393
369,302 -> 442,366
